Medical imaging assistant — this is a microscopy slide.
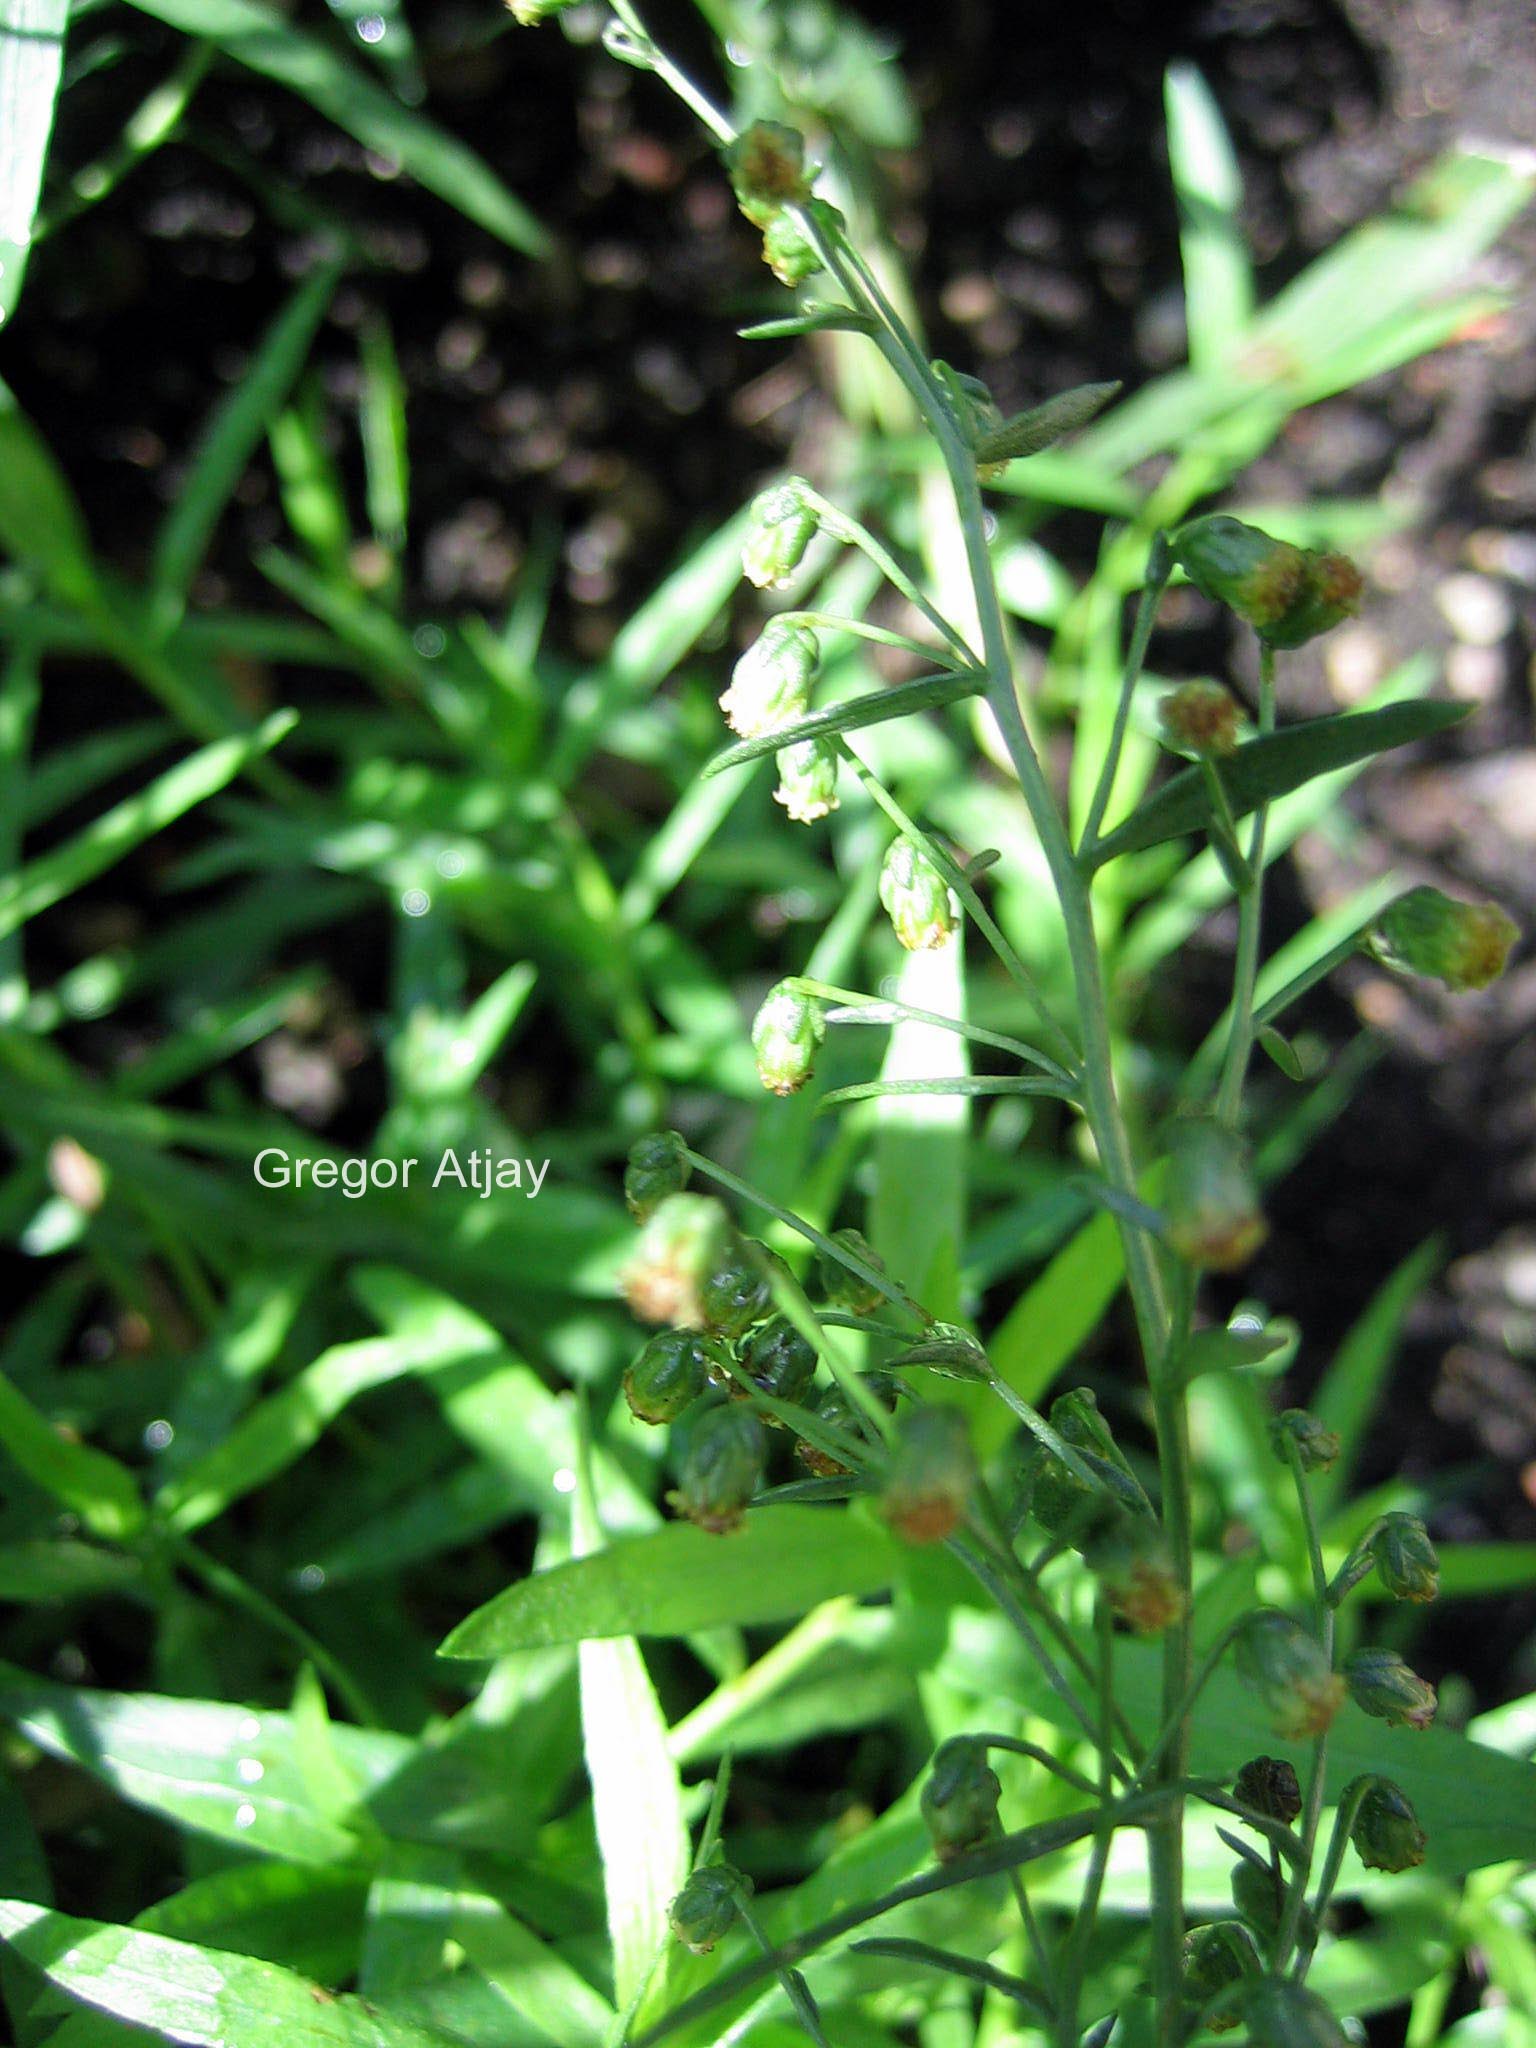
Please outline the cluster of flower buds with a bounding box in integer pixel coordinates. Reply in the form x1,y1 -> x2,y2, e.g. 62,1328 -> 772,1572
719,618 -> 819,739
624,1129 -> 691,1221
751,982 -> 826,1095
879,1404 -> 977,1544
1332,1510 -> 1440,1606
621,1192 -> 731,1328
723,122 -> 829,286
878,837 -> 959,952
1365,884 -> 1519,994
1159,680 -> 1242,759
1180,1921 -> 1256,2034
1344,1647 -> 1437,1730
1345,1774 -> 1426,1872
920,1736 -> 1001,1861
1269,1408 -> 1339,1475
668,1862 -> 750,1953
1239,1977 -> 1348,2047
669,1403 -> 767,1534
1162,1118 -> 1267,1272
1171,515 -> 1363,649
1232,1608 -> 1345,1739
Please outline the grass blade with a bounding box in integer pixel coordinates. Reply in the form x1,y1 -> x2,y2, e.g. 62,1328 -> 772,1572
0,1371 -> 145,1540
124,0 -> 551,257
0,0 -> 65,324
1310,1235 -> 1443,1519
1164,62 -> 1253,372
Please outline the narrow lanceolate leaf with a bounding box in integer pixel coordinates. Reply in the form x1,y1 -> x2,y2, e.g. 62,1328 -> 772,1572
573,1455 -> 687,2013
1087,700 -> 1469,868
0,711 -> 297,943
0,0 -> 67,323
1164,62 -> 1254,372
0,1901 -> 461,2048
123,0 -> 550,257
971,382 -> 1122,466
0,376 -> 98,603
738,306 -> 876,340
0,1372 -> 145,1540
438,1507 -> 898,1658
701,670 -> 982,777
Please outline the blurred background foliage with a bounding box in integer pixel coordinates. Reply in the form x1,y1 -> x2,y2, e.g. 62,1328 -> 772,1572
1,0 -> 1535,2042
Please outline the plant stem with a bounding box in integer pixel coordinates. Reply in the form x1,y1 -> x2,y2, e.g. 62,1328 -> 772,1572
1215,644 -> 1276,1127
1273,1441 -> 1335,1972
1058,1598 -> 1119,2045
1078,539 -> 1172,854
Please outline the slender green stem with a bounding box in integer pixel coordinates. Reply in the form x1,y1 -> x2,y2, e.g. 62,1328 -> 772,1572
1215,645 -> 1276,1126
1291,1779 -> 1370,1979
1131,1617 -> 1246,1792
1006,1864 -> 1058,2018
1078,539 -> 1172,855
1273,1441 -> 1335,1971
797,489 -> 979,666
780,611 -> 975,672
786,975 -> 1074,1080
1058,1598 -> 1118,2045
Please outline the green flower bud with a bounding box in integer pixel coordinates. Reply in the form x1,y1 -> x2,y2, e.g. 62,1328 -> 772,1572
1083,1510 -> 1186,1635
725,122 -> 812,229
507,0 -> 576,22
751,982 -> 825,1096
1240,1977 -> 1348,2048
1366,885 -> 1519,993
1025,1387 -> 1149,1542
880,1405 -> 977,1545
700,1233 -> 781,1339
624,1129 -> 690,1221
1369,1512 -> 1439,1602
1163,1118 -> 1267,1272
816,1227 -> 887,1315
1230,1856 -> 1285,1941
668,1863 -> 749,1953
1269,1409 -> 1340,1474
773,738 -> 840,822
1344,1647 -> 1437,1731
1232,1756 -> 1302,1827
795,1373 -> 895,1477
737,1313 -> 818,1413
1172,515 -> 1362,649
1181,1922 -> 1256,2033
1347,1774 -> 1426,1873
761,211 -> 823,286
1232,1609 -> 1345,1740
743,478 -> 819,590
670,1404 -> 766,1534
887,1322 -> 991,1381
1159,681 -> 1241,758
621,1193 -> 731,1329
719,619 -> 818,739
920,1737 -> 1001,1862
878,837 -> 958,953
623,1328 -> 723,1425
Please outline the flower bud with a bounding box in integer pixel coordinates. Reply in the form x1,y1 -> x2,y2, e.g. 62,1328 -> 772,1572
1366,885 -> 1519,993
1370,1512 -> 1439,1603
1083,1511 -> 1186,1635
1025,1387 -> 1148,1541
1162,1118 -> 1267,1272
700,1234 -> 781,1339
774,738 -> 840,822
624,1129 -> 690,1221
1239,1977 -> 1348,2048
1232,1609 -> 1345,1740
743,478 -> 819,590
1232,1756 -> 1302,1827
1230,1856 -> 1285,1941
725,122 -> 812,228
623,1328 -> 723,1425
670,1404 -> 766,1534
880,1405 -> 977,1544
719,619 -> 818,739
1269,1409 -> 1339,1475
878,837 -> 958,952
668,1863 -> 749,1953
1172,515 -> 1362,649
795,1373 -> 894,1477
920,1737 -> 1001,1862
817,1227 -> 887,1315
1159,681 -> 1241,758
1181,1922 -> 1255,2033
761,212 -> 822,286
1346,1775 -> 1426,1873
751,982 -> 825,1096
508,0 -> 575,22
737,1314 -> 818,1413
1344,1647 -> 1437,1731
621,1194 -> 731,1329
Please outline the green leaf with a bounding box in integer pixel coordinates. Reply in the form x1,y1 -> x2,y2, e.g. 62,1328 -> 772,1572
984,1208 -> 1123,1439
738,306 -> 875,340
0,1539 -> 141,1604
439,1507 -> 898,1658
1164,62 -> 1253,373
971,381 -> 1122,467
0,374 -> 98,603
0,1900 -> 461,2048
0,1371 -> 145,1540
1175,1323 -> 1289,1385
701,669 -> 981,779
0,710 -> 298,943
1087,700 -> 1470,868
0,0 -> 67,324
123,0 -> 550,257
1311,1235 -> 1442,1520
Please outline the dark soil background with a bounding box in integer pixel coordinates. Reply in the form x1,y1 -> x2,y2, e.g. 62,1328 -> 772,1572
13,0 -> 1536,1717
